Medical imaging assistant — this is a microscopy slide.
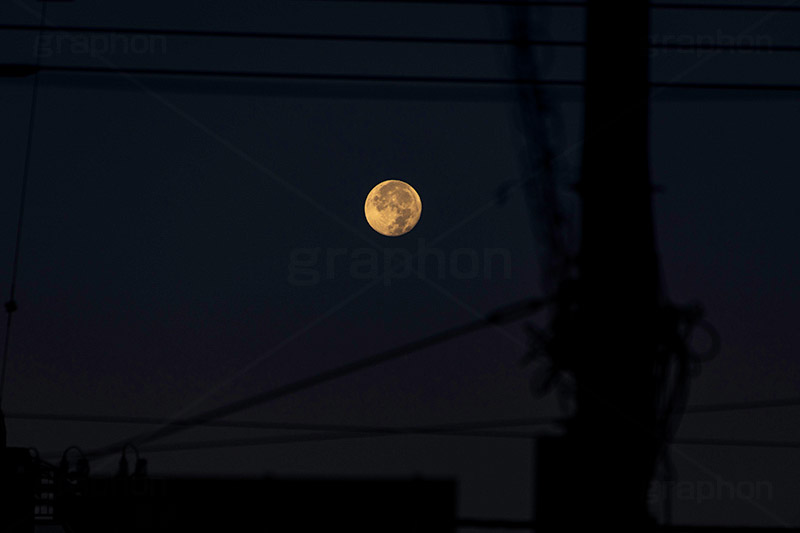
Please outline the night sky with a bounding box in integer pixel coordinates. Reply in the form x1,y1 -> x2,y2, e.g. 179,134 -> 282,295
1,0 -> 799,528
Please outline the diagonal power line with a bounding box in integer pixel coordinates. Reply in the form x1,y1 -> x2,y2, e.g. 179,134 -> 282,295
82,297 -> 551,458
0,23 -> 583,47
9,411 -> 560,435
33,415 -> 561,458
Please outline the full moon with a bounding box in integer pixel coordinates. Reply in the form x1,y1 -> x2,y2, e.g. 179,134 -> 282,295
364,180 -> 422,237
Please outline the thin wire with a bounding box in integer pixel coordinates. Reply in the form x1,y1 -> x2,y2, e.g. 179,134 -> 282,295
506,5 -> 569,296
0,0 -> 47,409
652,42 -> 800,53
686,396 -> 800,413
4,24 -> 797,52
21,395 -> 797,458
145,436 -> 800,454
9,393 -> 800,428
296,0 -> 585,7
29,65 -> 800,92
0,24 -> 583,48
6,411 -> 560,433
297,0 -> 800,12
61,431 -> 800,458
38,65 -> 580,85
654,81 -> 800,92
671,438 -> 800,449
652,2 -> 800,13
83,429 -> 547,456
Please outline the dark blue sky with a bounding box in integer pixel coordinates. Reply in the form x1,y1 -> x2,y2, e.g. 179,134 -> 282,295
1,0 -> 799,528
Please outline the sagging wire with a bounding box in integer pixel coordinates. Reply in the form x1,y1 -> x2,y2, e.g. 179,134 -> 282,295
500,7 -> 580,415
653,446 -> 679,525
520,284 -> 721,523
652,302 -> 719,524
500,4 -> 575,296
519,277 -> 581,411
519,282 -> 720,412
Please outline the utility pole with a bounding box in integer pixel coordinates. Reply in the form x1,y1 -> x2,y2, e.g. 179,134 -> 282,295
536,1 -> 661,529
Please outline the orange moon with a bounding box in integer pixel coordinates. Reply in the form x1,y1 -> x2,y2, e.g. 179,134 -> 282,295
364,180 -> 422,237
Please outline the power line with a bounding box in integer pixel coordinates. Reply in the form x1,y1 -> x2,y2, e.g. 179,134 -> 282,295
297,0 -> 800,12
85,429 -> 546,456
672,438 -> 800,449
651,2 -> 800,13
84,297 -> 550,458
297,0 -> 586,7
0,0 -> 47,411
11,394 -> 800,432
652,42 -> 800,53
19,396 -> 797,458
129,435 -> 800,454
686,396 -> 800,413
3,24 -> 796,52
653,81 -> 800,92
35,65 -> 581,86
7,411 -> 560,434
27,413 -> 556,459
12,65 -> 800,92
61,431 -> 800,458
0,23 -> 583,48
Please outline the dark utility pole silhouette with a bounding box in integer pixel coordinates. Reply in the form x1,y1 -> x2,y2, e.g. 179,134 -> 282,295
537,1 -> 661,529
